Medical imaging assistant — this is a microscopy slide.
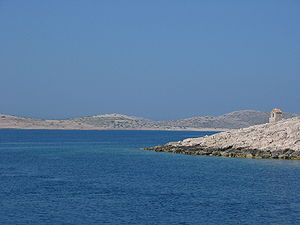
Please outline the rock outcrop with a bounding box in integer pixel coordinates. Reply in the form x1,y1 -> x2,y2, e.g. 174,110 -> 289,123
144,117 -> 300,160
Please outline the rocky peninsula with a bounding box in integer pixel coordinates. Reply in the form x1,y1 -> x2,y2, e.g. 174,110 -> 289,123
144,117 -> 300,160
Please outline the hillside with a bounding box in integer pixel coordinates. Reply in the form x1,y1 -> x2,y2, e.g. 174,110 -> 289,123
67,114 -> 160,129
0,110 -> 298,130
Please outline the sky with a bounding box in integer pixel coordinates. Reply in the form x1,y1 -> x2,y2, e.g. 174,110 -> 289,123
0,0 -> 299,120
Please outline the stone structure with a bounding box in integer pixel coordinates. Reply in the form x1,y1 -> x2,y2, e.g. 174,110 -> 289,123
269,108 -> 283,123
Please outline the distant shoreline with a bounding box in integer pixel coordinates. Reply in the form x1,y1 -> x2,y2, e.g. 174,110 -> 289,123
1,110 -> 298,131
0,127 -> 227,132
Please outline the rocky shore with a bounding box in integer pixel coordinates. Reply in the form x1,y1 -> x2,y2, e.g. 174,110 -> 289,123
144,117 -> 300,160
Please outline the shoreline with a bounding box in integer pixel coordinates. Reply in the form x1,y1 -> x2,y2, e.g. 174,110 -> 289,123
142,146 -> 300,160
0,127 -> 227,132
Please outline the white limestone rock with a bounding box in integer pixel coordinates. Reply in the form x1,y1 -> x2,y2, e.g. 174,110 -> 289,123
167,117 -> 300,152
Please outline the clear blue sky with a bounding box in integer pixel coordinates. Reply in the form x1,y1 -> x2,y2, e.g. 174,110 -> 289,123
0,0 -> 299,120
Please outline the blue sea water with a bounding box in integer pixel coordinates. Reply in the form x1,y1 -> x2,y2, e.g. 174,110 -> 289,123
0,129 -> 300,225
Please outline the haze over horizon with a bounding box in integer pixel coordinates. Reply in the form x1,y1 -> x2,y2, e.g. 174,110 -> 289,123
1,1 -> 299,120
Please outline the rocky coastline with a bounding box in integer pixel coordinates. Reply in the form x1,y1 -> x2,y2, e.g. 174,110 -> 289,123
144,145 -> 300,160
143,117 -> 300,160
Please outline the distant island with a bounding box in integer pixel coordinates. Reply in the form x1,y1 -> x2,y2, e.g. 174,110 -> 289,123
0,110 -> 298,131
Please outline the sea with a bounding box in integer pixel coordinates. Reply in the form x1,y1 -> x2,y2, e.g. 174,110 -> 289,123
0,129 -> 300,225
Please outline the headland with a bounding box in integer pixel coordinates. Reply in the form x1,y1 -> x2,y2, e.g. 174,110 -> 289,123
143,116 -> 300,160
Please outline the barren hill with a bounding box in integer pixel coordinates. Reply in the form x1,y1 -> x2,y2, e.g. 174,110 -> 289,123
67,114 -> 160,129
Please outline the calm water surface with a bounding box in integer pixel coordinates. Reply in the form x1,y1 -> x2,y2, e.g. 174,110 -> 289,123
0,129 -> 300,224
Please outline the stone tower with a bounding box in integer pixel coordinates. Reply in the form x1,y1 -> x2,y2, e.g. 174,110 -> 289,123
269,108 -> 283,123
